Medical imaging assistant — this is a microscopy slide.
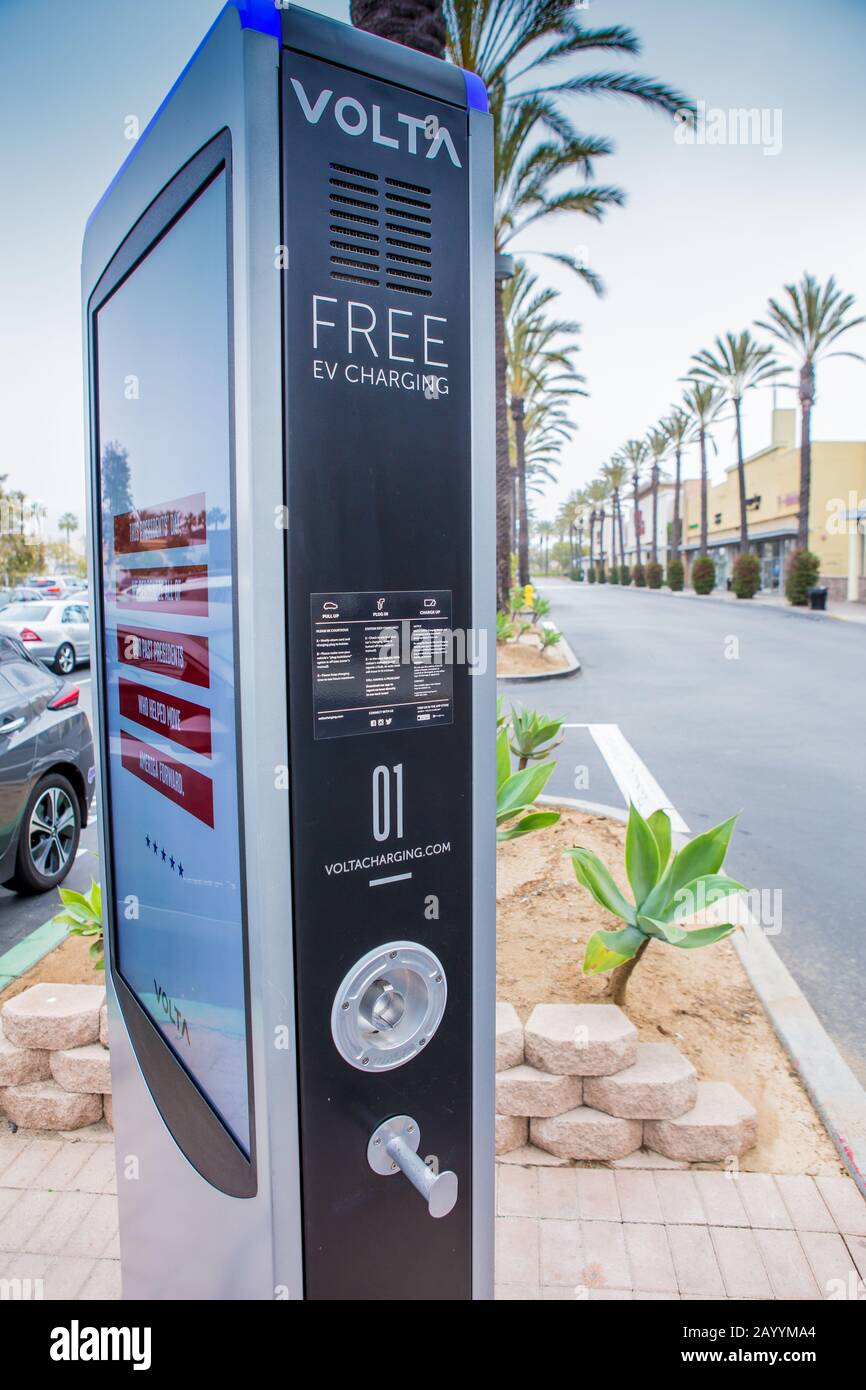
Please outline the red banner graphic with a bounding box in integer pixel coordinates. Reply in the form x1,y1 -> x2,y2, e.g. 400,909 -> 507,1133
114,564 -> 208,617
114,493 -> 207,555
116,625 -> 210,689
120,730 -> 214,828
119,678 -> 212,758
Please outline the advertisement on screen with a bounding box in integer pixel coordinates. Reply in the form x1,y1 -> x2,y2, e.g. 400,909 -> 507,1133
95,172 -> 250,1155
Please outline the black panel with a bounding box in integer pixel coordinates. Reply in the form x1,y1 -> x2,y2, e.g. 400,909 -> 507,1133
282,51 -> 473,1299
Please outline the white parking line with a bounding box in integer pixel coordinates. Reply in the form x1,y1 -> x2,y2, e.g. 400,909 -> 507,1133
563,722 -> 690,834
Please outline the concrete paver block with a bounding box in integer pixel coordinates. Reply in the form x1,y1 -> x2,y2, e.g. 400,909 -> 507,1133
496,1002 -> 524,1072
814,1175 -> 866,1238
584,1042 -> 697,1119
99,1005 -> 109,1049
0,1081 -> 103,1132
496,1064 -> 581,1118
525,1003 -> 637,1076
497,1165 -> 539,1218
710,1226 -> 773,1298
531,1105 -> 642,1161
0,1033 -> 51,1087
495,1113 -> 528,1156
50,1044 -> 112,1096
644,1081 -> 757,1161
2,984 -> 105,1051
667,1223 -> 726,1296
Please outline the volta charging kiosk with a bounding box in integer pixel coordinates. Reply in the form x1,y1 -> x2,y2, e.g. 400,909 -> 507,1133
83,1 -> 494,1300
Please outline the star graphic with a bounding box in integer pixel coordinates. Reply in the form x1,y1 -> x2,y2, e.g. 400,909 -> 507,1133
161,849 -> 166,862
169,856 -> 175,870
178,862 -> 184,878
145,835 -> 151,849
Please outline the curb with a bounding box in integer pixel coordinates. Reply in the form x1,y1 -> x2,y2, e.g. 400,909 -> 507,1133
595,580 -> 866,626
496,625 -> 581,684
538,798 -> 866,1196
0,917 -> 67,994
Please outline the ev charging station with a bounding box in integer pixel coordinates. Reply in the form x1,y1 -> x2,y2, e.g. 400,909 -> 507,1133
83,2 -> 494,1300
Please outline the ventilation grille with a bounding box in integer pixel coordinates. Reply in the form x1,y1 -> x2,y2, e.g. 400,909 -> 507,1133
328,164 -> 433,295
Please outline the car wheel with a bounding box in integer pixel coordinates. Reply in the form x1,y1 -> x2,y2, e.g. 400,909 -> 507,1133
53,643 -> 75,675
7,773 -> 81,895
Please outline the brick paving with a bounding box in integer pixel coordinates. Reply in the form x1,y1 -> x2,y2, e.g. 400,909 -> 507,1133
2,1123 -> 864,1301
0,1124 -> 120,1301
495,1163 -> 866,1300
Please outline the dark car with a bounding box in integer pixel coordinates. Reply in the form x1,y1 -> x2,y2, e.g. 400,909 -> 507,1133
0,625 -> 95,894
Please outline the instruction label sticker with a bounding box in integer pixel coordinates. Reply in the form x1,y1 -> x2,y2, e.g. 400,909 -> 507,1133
311,589 -> 454,740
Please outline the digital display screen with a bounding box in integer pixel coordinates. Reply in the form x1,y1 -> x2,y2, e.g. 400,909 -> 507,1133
95,171 -> 251,1154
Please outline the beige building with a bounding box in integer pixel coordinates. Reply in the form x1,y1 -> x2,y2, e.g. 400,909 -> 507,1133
680,409 -> 866,600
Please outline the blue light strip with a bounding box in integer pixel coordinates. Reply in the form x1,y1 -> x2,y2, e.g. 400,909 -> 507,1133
462,68 -> 489,114
235,0 -> 281,39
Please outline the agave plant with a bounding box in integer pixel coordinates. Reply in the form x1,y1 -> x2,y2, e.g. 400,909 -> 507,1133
509,703 -> 564,769
496,610 -> 515,644
497,727 -> 560,842
569,804 -> 744,1005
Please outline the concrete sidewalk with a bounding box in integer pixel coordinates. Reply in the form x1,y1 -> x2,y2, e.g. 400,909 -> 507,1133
562,578 -> 866,625
2,1121 -> 866,1300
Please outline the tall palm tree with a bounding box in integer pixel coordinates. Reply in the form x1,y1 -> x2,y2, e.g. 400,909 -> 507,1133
756,273 -> 865,550
619,438 -> 648,567
504,264 -> 582,584
536,518 -> 554,574
440,2 -> 691,609
663,406 -> 695,563
58,512 -> 79,564
645,425 -> 669,566
350,0 -> 446,57
602,457 -> 629,574
585,478 -> 608,574
681,382 -> 724,559
689,332 -> 784,553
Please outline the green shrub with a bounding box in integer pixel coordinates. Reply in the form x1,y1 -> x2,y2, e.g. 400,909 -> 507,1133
588,567 -> 597,584
570,567 -> 584,582
692,554 -> 716,594
646,561 -> 664,589
619,565 -> 631,586
608,567 -> 619,584
496,610 -> 514,643
53,880 -> 104,970
667,559 -> 684,592
785,548 -> 820,606
732,551 -> 761,599
597,565 -> 607,584
632,562 -> 646,587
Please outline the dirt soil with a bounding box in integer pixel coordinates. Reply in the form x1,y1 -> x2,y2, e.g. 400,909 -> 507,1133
497,807 -> 842,1175
496,632 -> 569,677
1,934 -> 103,1003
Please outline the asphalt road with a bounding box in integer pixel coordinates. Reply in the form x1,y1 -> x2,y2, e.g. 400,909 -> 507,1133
0,671 -> 98,958
498,581 -> 866,1086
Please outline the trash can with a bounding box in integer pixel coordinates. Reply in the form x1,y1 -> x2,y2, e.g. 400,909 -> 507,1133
808,585 -> 828,611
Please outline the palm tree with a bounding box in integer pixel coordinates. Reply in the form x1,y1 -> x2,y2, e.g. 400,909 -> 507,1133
756,273 -> 865,551
504,264 -> 582,584
645,425 -> 669,566
619,438 -> 648,568
681,382 -> 724,559
602,457 -> 629,575
350,0 -> 446,57
663,406 -> 695,563
58,512 -> 79,564
585,478 -> 608,574
536,519 -> 554,574
689,332 -> 784,553
441,2 -> 690,608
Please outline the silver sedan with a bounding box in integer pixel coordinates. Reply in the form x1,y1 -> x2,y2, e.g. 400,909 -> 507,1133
0,600 -> 90,674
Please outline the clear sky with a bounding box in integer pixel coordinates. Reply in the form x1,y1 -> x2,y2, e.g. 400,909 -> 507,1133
1,0 -> 864,533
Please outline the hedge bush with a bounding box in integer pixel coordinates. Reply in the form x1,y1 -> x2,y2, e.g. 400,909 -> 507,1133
619,564 -> 631,586
732,551 -> 761,599
570,567 -> 585,582
609,567 -> 619,584
597,565 -> 607,584
632,562 -> 646,587
692,554 -> 716,594
646,561 -> 664,590
667,559 -> 684,592
588,567 -> 597,584
785,548 -> 820,606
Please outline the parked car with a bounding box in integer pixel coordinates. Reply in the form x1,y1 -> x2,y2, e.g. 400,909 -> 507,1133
0,627 -> 94,894
0,587 -> 44,609
0,600 -> 90,674
26,575 -> 75,597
